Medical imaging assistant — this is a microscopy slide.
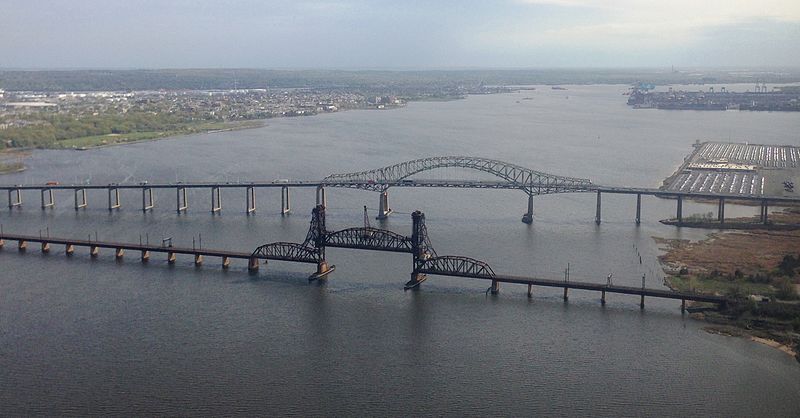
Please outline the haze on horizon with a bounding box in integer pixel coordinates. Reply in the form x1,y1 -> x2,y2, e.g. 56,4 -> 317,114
1,0 -> 799,69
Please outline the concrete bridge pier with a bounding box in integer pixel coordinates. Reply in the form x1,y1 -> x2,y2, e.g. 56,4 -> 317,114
167,251 -> 176,263
315,186 -> 327,208
281,186 -> 291,215
141,250 -> 150,262
66,243 -> 74,255
681,299 -> 686,313
522,194 -> 534,224
316,260 -> 332,277
527,284 -> 532,298
248,257 -> 260,273
760,201 -> 769,224
601,289 -> 606,305
246,187 -> 256,214
717,198 -> 725,224
490,279 -> 500,295
74,189 -> 87,210
108,188 -> 121,211
41,241 -> 50,253
18,240 -> 26,251
90,245 -> 99,257
211,187 -> 222,213
563,286 -> 569,301
8,188 -> 22,208
377,191 -> 392,220
635,193 -> 641,225
115,248 -> 124,260
595,191 -> 601,225
676,196 -> 683,224
222,256 -> 230,269
41,189 -> 54,209
194,254 -> 203,265
142,188 -> 154,212
176,187 -> 188,213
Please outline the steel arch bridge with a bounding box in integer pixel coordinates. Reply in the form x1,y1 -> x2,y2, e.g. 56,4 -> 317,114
322,156 -> 593,195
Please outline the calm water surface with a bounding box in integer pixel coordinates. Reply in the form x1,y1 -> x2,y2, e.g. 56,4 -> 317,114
1,85 -> 799,416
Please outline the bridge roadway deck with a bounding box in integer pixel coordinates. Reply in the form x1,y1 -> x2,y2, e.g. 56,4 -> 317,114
3,180 -> 798,204
0,233 -> 318,264
418,270 -> 727,304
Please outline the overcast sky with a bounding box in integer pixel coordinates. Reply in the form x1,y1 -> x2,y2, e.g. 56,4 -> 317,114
1,0 -> 799,69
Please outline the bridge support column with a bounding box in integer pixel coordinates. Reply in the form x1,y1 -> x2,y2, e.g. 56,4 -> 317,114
676,196 -> 683,224
18,240 -> 26,251
176,187 -> 188,213
718,198 -> 725,224
316,260 -> 331,277
635,193 -> 641,225
41,242 -> 50,253
247,257 -> 259,273
490,279 -> 500,295
563,287 -> 569,301
107,188 -> 121,211
527,284 -> 532,298
115,248 -> 124,260
405,272 -> 426,290
90,245 -> 99,257
8,188 -> 22,208
316,186 -> 327,208
595,191 -> 601,225
377,191 -> 392,220
760,201 -> 769,224
281,186 -> 290,215
246,187 -> 256,214
522,194 -> 534,224
141,250 -> 150,262
640,274 -> 646,310
66,243 -> 74,255
41,189 -> 54,209
142,187 -> 154,212
74,188 -> 87,210
194,254 -> 203,265
222,256 -> 230,269
681,299 -> 686,314
601,289 -> 606,305
167,251 -> 176,263
211,187 -> 222,213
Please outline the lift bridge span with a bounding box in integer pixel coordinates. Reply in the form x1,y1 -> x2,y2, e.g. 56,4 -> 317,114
4,156 -> 799,224
1,204 -> 727,310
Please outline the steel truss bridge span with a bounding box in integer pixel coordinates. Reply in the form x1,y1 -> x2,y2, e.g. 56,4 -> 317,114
322,156 -> 593,223
322,156 -> 593,194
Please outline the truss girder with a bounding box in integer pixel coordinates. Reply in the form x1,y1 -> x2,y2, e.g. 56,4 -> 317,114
324,227 -> 413,253
251,242 -> 322,263
323,156 -> 592,194
417,255 -> 496,278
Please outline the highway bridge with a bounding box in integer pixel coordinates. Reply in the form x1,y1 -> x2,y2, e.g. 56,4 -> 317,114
2,156 -> 799,224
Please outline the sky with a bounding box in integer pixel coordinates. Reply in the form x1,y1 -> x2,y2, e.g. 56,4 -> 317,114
1,0 -> 799,69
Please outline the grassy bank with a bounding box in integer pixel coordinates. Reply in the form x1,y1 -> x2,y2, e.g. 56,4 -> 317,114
49,120 -> 264,149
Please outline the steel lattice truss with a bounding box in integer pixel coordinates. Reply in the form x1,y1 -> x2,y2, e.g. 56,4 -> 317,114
324,227 -> 413,253
417,255 -> 496,278
322,156 -> 593,195
251,242 -> 322,264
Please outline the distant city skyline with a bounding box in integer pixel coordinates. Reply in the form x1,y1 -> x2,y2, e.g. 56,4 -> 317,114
1,0 -> 799,69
